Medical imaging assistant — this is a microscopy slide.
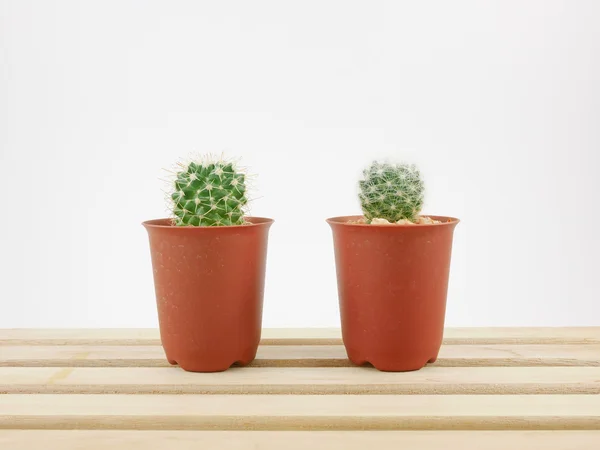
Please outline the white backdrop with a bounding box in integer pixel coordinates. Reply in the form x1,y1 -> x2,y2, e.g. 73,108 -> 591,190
1,0 -> 599,328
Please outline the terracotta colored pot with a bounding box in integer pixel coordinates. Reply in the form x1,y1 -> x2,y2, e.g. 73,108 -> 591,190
327,215 -> 459,372
143,217 -> 274,372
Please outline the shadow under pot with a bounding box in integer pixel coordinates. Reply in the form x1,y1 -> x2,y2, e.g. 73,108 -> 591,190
327,215 -> 459,372
143,217 -> 274,372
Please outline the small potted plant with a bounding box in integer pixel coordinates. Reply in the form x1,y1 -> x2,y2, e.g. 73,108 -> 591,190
143,154 -> 274,372
327,160 -> 459,372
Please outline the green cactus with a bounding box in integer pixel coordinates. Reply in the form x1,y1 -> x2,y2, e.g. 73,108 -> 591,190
359,161 -> 424,223
170,157 -> 248,226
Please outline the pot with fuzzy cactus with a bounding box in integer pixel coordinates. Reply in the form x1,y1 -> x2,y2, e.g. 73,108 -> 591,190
143,155 -> 273,372
327,160 -> 459,372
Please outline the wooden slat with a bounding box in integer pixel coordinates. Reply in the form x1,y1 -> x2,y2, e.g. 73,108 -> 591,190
0,345 -> 352,368
0,328 -> 340,346
0,329 -> 162,346
1,366 -> 599,395
1,394 -> 600,430
2,327 -> 600,345
436,344 -> 600,367
2,430 -> 600,449
2,344 -> 600,367
443,327 -> 600,345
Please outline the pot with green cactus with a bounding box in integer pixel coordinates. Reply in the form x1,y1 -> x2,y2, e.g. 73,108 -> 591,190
143,155 -> 273,372
327,160 -> 459,372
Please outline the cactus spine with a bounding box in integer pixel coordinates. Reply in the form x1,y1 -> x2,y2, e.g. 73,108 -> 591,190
170,157 -> 249,226
359,161 -> 424,223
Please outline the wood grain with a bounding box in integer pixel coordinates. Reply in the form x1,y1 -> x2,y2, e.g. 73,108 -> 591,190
0,328 -> 340,346
2,328 -> 599,445
2,430 -> 600,450
3,344 -> 600,367
1,366 -> 600,394
2,394 -> 600,430
2,327 -> 600,345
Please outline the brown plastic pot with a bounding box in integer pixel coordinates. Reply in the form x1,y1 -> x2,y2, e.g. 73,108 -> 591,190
142,217 -> 274,372
327,215 -> 459,372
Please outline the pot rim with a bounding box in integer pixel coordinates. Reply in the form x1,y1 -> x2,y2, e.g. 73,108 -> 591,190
143,216 -> 274,229
326,214 -> 460,227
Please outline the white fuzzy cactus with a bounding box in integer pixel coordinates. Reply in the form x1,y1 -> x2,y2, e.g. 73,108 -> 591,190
359,161 -> 424,223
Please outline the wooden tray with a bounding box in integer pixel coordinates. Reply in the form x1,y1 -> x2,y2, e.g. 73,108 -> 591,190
1,327 -> 600,449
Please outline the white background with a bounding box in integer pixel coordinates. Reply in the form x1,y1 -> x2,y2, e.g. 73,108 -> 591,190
1,0 -> 599,328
